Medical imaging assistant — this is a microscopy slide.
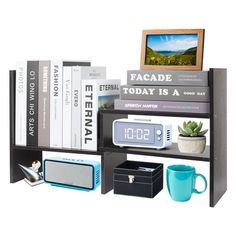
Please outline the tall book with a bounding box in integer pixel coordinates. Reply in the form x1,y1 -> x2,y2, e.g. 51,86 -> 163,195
120,85 -> 209,102
114,99 -> 209,114
15,61 -> 27,146
27,61 -> 39,146
81,79 -> 120,151
127,70 -> 208,86
50,60 -> 63,148
62,66 -> 72,148
71,66 -> 106,150
50,61 -> 91,148
38,61 -> 50,147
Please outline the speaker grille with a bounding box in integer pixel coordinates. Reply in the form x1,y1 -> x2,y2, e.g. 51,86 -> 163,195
166,129 -> 171,141
95,169 -> 100,185
44,160 -> 93,189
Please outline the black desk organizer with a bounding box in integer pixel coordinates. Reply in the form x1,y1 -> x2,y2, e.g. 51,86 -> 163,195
114,161 -> 163,198
9,68 -> 227,207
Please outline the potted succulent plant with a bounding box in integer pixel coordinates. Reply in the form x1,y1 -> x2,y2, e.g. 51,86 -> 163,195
177,121 -> 208,153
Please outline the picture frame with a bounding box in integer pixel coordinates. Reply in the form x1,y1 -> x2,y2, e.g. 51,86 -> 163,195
140,29 -> 204,71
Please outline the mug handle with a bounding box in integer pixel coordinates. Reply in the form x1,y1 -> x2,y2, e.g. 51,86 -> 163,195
193,173 -> 207,194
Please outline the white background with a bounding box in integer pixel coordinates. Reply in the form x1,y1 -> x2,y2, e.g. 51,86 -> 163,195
0,0 -> 235,235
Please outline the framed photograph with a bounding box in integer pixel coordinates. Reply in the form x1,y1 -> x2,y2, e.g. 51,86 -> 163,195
140,29 -> 204,71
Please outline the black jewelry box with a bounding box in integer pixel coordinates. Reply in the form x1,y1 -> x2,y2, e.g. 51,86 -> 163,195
113,160 -> 163,198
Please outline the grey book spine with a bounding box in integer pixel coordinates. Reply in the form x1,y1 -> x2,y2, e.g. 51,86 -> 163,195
38,61 -> 50,147
63,61 -> 91,67
114,99 -> 209,113
120,85 -> 209,102
27,61 -> 39,146
127,70 -> 208,86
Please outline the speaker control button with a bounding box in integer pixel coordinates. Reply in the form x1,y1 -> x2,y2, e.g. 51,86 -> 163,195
156,130 -> 162,135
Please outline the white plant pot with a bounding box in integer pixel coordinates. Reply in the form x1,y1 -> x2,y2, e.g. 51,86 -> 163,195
177,135 -> 206,153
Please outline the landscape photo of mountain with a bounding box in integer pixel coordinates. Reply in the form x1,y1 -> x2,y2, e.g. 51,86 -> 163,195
145,34 -> 198,66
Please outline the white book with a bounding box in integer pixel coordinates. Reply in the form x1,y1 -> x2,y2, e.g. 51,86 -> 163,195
81,79 -> 120,151
71,67 -> 81,149
62,66 -> 72,148
71,66 -> 106,150
15,61 -> 27,146
50,60 -> 63,148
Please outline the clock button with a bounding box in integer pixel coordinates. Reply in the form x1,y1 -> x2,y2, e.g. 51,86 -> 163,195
156,130 -> 162,135
157,137 -> 161,141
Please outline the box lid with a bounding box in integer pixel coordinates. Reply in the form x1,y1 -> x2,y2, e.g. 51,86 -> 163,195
114,160 -> 163,177
114,168 -> 162,184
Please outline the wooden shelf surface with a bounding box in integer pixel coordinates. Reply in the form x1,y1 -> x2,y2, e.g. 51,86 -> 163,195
12,145 -> 102,155
100,109 -> 210,118
12,143 -> 209,161
100,143 -> 210,162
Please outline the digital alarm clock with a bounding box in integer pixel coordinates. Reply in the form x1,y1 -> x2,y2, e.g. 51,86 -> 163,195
112,118 -> 172,149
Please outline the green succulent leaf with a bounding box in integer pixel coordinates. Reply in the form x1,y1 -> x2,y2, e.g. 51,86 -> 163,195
194,121 -> 203,134
179,120 -> 208,137
178,126 -> 189,136
185,127 -> 193,135
189,121 -> 197,131
198,129 -> 208,136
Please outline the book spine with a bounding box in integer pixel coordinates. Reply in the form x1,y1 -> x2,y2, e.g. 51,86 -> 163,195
63,61 -> 91,67
127,70 -> 208,86
38,61 -> 50,147
114,99 -> 209,113
81,79 -> 120,151
72,66 -> 106,150
50,60 -> 63,148
81,80 -> 98,151
120,86 -> 209,102
71,67 -> 81,149
96,79 -> 120,148
26,61 -> 39,146
79,66 -> 106,80
15,61 -> 27,146
62,66 -> 72,148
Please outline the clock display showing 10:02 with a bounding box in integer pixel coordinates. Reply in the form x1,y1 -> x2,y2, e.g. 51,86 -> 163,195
118,123 -> 156,144
124,128 -> 150,141
112,118 -> 172,149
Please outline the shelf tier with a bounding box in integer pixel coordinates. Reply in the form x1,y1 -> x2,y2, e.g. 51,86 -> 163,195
12,145 -> 102,155
98,110 -> 210,162
13,143 -> 209,162
100,143 -> 210,162
100,109 -> 210,118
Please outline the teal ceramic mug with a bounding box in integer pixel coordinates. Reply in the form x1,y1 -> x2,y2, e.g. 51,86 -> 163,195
167,165 -> 207,202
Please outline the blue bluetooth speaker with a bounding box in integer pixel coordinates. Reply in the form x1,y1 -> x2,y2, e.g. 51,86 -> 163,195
43,157 -> 101,191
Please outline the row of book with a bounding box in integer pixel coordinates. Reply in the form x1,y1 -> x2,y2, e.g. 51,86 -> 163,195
114,70 -> 210,113
15,61 -> 120,151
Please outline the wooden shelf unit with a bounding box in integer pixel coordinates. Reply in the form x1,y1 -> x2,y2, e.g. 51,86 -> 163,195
9,68 -> 227,207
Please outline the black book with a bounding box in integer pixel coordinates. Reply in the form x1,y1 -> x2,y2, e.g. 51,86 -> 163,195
27,61 -> 39,146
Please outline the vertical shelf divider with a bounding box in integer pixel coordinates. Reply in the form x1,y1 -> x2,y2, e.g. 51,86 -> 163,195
101,152 -> 127,194
209,68 -> 227,207
10,70 -> 43,183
